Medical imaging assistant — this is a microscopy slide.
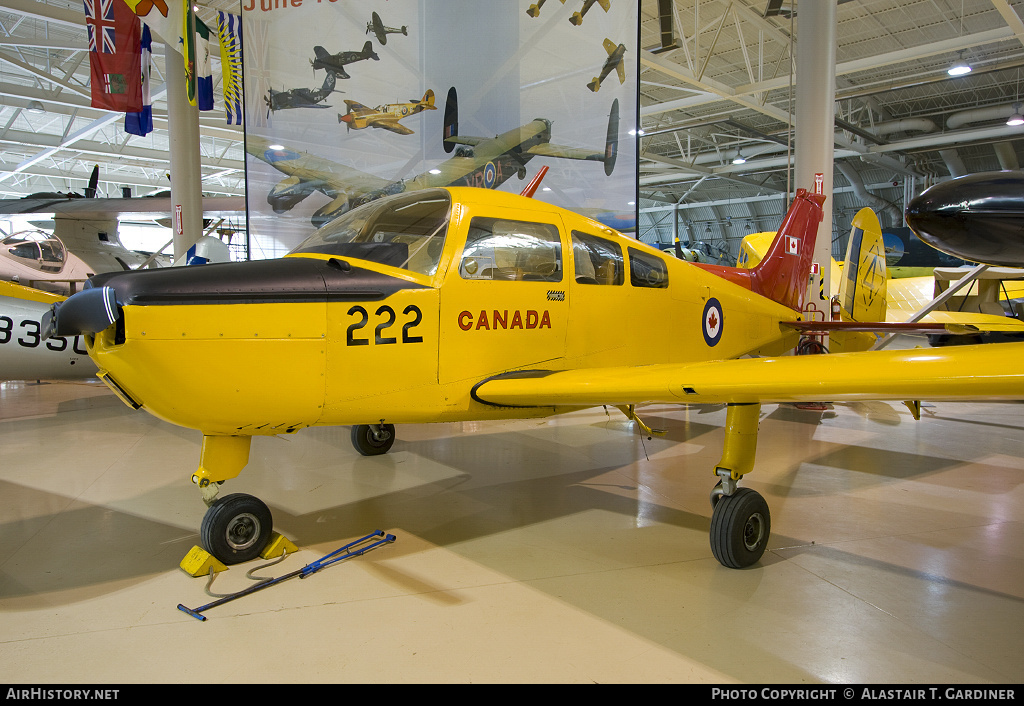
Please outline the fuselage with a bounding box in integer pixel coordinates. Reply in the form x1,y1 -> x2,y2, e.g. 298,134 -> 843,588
83,187 -> 800,435
0,281 -> 94,380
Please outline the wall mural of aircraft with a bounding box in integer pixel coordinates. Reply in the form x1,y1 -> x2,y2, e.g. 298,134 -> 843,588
265,71 -> 338,114
310,41 -> 380,80
569,0 -> 611,26
527,0 -> 611,24
338,89 -> 436,135
588,38 -> 626,93
366,11 -> 407,46
43,183 -> 1024,571
249,88 -> 618,228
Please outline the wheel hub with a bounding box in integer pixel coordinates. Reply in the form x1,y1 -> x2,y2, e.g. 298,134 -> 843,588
225,512 -> 261,551
743,512 -> 766,551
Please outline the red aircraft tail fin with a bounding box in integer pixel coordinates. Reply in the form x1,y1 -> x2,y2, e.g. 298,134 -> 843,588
520,166 -> 549,198
693,188 -> 825,311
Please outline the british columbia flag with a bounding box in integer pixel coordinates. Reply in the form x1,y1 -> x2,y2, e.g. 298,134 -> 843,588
85,0 -> 117,54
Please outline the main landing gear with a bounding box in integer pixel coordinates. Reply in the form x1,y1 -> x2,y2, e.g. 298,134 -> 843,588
708,403 -> 771,569
351,423 -> 396,456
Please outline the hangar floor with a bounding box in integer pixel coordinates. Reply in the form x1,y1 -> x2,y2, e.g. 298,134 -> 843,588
1,371 -> 1022,684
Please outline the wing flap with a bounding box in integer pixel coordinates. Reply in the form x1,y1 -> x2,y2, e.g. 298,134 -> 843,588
472,342 -> 1024,408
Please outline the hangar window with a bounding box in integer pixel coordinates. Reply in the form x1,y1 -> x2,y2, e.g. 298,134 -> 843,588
290,189 -> 450,276
571,231 -> 623,285
460,218 -> 562,282
628,247 -> 669,288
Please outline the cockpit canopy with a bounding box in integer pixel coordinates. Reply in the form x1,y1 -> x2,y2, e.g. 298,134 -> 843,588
290,189 -> 450,276
2,231 -> 66,272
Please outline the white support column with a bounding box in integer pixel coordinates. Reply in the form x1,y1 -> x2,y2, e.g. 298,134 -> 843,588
165,44 -> 204,263
794,0 -> 837,314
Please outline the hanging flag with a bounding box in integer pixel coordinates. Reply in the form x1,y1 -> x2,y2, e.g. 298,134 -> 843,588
217,11 -> 243,125
125,23 -> 153,136
183,0 -> 197,106
122,0 -> 182,51
195,17 -> 214,111
84,0 -> 143,112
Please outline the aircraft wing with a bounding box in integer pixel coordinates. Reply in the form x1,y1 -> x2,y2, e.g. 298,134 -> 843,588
471,342 -> 1024,408
343,100 -> 372,114
444,135 -> 485,147
0,196 -> 245,217
525,143 -> 605,162
885,274 -> 1024,331
246,136 -> 393,196
375,119 -> 414,136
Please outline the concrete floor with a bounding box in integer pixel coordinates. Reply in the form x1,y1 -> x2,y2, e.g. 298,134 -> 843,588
1,377 -> 1022,683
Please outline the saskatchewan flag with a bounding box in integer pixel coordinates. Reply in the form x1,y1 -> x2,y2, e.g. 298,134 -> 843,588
183,0 -> 196,106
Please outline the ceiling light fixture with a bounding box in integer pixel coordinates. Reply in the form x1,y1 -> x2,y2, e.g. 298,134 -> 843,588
25,100 -> 44,114
1008,103 -> 1024,126
732,150 -> 747,165
948,4 -> 971,77
947,54 -> 972,77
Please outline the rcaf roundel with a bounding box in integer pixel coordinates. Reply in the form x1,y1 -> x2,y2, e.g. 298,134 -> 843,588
702,298 -> 723,347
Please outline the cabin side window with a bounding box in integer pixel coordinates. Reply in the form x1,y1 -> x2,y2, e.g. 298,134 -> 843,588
460,217 -> 562,282
628,247 -> 669,288
571,231 -> 623,285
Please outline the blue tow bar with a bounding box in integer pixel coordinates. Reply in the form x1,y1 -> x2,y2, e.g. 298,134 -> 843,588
177,530 -> 396,622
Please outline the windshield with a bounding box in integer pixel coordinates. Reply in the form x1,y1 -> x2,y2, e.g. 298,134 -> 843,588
290,189 -> 451,276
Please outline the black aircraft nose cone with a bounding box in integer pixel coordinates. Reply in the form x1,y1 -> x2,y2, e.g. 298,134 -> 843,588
906,171 -> 1024,267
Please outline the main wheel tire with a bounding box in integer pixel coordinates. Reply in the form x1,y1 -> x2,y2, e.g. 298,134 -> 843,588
200,493 -> 273,565
351,424 -> 396,456
709,487 -> 770,569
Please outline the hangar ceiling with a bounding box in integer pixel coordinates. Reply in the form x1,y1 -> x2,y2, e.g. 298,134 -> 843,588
1,0 -> 1023,262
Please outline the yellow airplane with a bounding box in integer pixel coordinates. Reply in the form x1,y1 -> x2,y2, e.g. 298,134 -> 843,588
45,185 -> 1024,570
737,207 -> 1024,351
248,91 -> 618,227
526,0 -> 610,25
338,89 -> 437,136
588,39 -> 627,93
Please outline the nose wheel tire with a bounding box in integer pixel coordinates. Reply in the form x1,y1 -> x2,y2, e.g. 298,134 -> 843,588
200,493 -> 273,565
709,487 -> 770,569
351,424 -> 396,456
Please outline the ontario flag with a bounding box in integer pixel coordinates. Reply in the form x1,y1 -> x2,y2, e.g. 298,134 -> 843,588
84,0 -> 143,112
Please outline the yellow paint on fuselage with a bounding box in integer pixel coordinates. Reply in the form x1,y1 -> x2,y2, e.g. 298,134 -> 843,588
88,188 -> 802,436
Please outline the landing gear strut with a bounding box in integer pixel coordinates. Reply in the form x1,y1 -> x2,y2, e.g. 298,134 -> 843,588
708,403 -> 770,569
191,434 -> 275,565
